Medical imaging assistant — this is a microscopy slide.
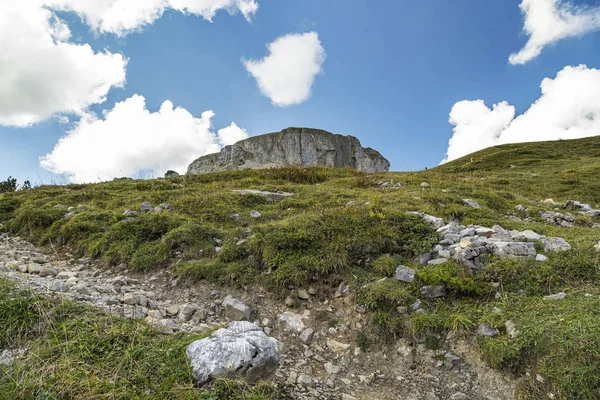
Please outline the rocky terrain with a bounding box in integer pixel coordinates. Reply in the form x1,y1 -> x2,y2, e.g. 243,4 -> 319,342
187,127 -> 390,174
0,232 -> 516,400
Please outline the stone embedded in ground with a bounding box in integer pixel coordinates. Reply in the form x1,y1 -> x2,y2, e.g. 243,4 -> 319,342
394,265 -> 416,283
26,263 -> 43,274
326,339 -> 351,353
536,254 -> 548,262
463,199 -> 481,209
299,328 -> 314,344
296,289 -> 310,300
178,303 -> 198,321
539,237 -> 571,252
123,293 -> 149,307
490,242 -> 536,259
543,292 -> 567,301
140,202 -> 153,212
407,212 -> 444,229
223,295 -> 251,321
186,321 -> 279,386
232,190 -> 294,202
278,311 -> 305,334
427,258 -> 448,266
420,285 -> 446,299
505,320 -> 518,339
477,324 -> 499,337
512,230 -> 545,242
250,210 -> 262,219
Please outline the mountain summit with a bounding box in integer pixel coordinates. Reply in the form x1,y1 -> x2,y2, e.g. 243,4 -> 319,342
187,127 -> 390,174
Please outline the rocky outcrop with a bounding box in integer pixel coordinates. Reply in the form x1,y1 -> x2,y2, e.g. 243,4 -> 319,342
187,127 -> 390,174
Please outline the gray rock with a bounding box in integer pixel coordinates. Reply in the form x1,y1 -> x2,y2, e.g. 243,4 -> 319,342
223,295 -> 251,321
164,170 -> 180,178
512,230 -> 545,242
0,349 -> 26,367
39,267 -> 58,277
232,190 -> 294,202
477,324 -> 499,337
50,280 -> 70,292
451,393 -> 469,400
539,237 -> 571,252
595,241 -> 600,252
427,258 -> 448,266
394,266 -> 416,283
490,242 -> 536,259
492,225 -> 510,236
463,199 -> 481,209
123,210 -> 138,217
543,292 -> 567,300
421,182 -> 430,188
417,253 -> 433,265
299,328 -> 315,344
250,210 -> 262,219
140,202 -> 153,212
297,289 -> 310,300
278,311 -> 305,333
536,254 -> 548,262
230,214 -> 241,221
186,321 -> 279,386
420,285 -> 446,299
64,212 -> 76,219
178,303 -> 199,321
123,293 -> 149,307
187,128 -> 390,174
26,263 -> 43,274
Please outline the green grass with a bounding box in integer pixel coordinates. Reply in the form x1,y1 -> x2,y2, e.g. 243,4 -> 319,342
2,137 -> 600,398
0,278 -> 290,399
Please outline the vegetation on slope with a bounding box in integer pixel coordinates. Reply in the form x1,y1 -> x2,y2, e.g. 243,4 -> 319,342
0,278 -> 290,399
2,136 -> 600,398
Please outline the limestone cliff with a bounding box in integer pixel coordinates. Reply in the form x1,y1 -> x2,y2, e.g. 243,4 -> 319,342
187,127 -> 390,174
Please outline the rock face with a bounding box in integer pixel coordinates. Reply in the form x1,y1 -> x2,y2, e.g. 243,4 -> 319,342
186,321 -> 280,386
187,127 -> 390,174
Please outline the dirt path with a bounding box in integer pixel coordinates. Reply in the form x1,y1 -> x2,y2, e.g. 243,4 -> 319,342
0,233 -> 517,400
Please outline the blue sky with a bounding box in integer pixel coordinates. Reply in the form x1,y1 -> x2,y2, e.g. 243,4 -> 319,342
2,0 -> 600,184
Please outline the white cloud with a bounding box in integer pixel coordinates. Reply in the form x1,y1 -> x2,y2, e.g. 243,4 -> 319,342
0,0 -> 127,127
510,0 -> 600,65
217,122 -> 249,146
243,32 -> 326,107
47,0 -> 259,36
0,0 -> 258,127
40,95 -> 249,182
444,65 -> 600,162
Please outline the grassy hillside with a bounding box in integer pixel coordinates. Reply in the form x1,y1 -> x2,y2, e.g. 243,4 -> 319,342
2,137 -> 600,398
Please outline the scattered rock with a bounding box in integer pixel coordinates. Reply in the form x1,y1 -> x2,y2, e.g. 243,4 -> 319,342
421,182 -> 430,188
123,293 -> 149,307
223,296 -> 251,321
250,210 -> 262,219
297,289 -> 310,300
477,324 -> 499,337
505,320 -> 519,339
164,170 -> 180,178
420,286 -> 446,299
463,199 -> 481,209
394,266 -> 416,283
543,292 -> 567,301
326,339 -> 351,353
186,321 -> 279,386
539,237 -> 571,252
140,202 -> 153,212
536,254 -> 548,262
299,328 -> 314,344
278,312 -> 305,334
232,190 -> 294,202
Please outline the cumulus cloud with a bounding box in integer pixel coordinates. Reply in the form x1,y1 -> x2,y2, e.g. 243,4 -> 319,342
217,122 -> 249,146
0,0 -> 258,127
510,0 -> 600,65
47,0 -> 259,36
40,95 -> 249,182
243,32 -> 326,107
0,0 -> 127,127
443,65 -> 600,162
